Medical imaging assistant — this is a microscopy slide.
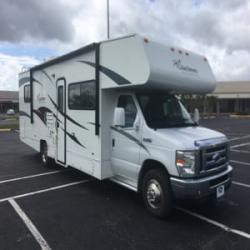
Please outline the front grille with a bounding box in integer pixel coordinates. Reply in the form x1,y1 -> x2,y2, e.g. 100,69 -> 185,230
200,143 -> 228,174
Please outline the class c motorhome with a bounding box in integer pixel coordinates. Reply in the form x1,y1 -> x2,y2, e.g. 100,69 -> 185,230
19,35 -> 232,218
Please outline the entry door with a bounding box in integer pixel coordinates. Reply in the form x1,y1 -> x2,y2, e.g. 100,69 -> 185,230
111,95 -> 141,182
56,78 -> 66,164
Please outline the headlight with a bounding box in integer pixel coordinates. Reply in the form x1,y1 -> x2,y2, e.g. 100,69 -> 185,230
176,150 -> 197,177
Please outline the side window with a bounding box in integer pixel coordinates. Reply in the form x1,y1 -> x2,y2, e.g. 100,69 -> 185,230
118,95 -> 137,128
58,86 -> 64,113
24,85 -> 31,103
68,81 -> 95,110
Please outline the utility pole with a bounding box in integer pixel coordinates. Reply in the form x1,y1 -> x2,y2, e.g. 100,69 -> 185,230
107,0 -> 110,39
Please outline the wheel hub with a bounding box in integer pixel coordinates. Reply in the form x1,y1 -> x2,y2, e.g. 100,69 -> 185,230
146,179 -> 162,209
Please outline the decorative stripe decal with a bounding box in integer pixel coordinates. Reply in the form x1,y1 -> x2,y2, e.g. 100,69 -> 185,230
19,77 -> 30,87
41,70 -> 54,85
20,110 -> 85,148
49,96 -> 89,131
88,122 -> 96,125
33,110 -> 46,124
78,60 -> 131,85
19,111 -> 31,118
33,107 -> 53,124
53,114 -> 62,123
110,126 -> 150,155
87,122 -> 100,127
65,131 -> 86,148
32,107 -> 62,125
33,78 -> 43,86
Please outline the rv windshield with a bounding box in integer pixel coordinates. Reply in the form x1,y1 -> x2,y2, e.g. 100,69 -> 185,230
136,92 -> 195,129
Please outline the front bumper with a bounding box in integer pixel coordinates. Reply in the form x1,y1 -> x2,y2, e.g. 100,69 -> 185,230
170,165 -> 233,199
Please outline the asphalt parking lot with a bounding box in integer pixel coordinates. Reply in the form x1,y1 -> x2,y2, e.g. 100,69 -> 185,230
0,117 -> 250,250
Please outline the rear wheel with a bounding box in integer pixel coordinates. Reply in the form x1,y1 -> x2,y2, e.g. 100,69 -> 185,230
40,142 -> 54,168
142,169 -> 173,218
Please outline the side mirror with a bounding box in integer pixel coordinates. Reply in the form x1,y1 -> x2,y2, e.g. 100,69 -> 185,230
193,108 -> 200,125
113,107 -> 125,127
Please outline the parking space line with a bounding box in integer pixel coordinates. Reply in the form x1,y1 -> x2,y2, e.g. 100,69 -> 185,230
9,199 -> 51,250
231,149 -> 250,154
229,135 -> 250,142
0,170 -> 66,184
231,142 -> 250,149
175,206 -> 250,240
233,181 -> 250,188
0,179 -> 93,203
230,160 -> 250,166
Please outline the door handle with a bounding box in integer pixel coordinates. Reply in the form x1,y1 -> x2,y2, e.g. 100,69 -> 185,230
112,139 -> 115,147
143,138 -> 152,143
56,121 -> 59,128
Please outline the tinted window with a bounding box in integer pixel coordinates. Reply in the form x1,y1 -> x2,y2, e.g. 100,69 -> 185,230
58,86 -> 64,113
137,92 -> 194,129
24,85 -> 31,103
68,81 -> 95,110
118,95 -> 137,127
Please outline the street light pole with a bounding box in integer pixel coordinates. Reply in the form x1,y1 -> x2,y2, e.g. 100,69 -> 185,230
107,0 -> 110,39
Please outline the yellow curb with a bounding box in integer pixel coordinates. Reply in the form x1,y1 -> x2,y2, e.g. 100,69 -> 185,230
230,115 -> 250,119
0,129 -> 11,132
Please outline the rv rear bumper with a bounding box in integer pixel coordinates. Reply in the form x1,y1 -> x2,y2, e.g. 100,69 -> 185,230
170,165 -> 233,200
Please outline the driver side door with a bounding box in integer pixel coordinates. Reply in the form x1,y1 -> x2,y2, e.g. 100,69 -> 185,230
111,95 -> 141,185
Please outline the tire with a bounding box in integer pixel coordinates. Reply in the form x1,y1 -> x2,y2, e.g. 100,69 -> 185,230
142,169 -> 173,218
40,142 -> 54,168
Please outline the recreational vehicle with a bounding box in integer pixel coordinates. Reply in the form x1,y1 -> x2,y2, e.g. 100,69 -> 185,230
19,35 -> 232,217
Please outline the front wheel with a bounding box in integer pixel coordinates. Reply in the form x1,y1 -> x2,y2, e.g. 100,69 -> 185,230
142,169 -> 173,218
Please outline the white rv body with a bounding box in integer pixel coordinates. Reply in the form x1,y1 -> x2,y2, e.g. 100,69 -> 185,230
19,35 -> 232,214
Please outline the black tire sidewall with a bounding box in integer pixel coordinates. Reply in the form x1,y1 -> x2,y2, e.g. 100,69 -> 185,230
142,169 -> 172,218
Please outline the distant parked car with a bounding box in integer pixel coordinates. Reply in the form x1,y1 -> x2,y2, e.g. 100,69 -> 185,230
6,109 -> 15,115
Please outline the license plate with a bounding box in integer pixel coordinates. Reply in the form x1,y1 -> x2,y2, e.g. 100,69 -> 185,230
216,185 -> 225,198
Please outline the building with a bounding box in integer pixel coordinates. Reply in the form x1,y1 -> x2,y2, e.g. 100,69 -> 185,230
181,81 -> 250,115
0,82 -> 249,115
212,81 -> 250,114
0,91 -> 19,113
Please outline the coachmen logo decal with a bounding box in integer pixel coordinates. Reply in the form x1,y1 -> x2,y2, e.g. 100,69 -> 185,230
173,59 -> 198,74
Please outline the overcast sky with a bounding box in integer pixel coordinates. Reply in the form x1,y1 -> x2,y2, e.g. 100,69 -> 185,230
0,0 -> 249,90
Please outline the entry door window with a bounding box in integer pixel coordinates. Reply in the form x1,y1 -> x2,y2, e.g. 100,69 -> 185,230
118,95 -> 137,128
58,86 -> 64,113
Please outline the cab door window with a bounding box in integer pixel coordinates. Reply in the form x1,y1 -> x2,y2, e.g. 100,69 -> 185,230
117,95 -> 137,128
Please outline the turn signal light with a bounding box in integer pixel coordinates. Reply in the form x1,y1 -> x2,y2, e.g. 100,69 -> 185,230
176,159 -> 185,167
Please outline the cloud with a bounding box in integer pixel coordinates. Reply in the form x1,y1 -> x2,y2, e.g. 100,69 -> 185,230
0,53 -> 39,90
0,0 -> 75,42
214,50 -> 250,81
0,0 -> 250,91
104,0 -> 250,81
